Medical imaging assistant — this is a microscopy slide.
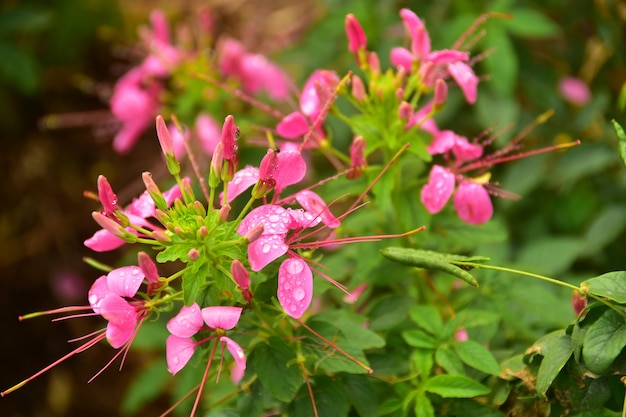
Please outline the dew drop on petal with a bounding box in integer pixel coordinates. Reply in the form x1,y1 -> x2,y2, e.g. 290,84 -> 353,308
287,260 -> 305,274
269,214 -> 279,223
262,244 -> 271,254
293,288 -> 305,301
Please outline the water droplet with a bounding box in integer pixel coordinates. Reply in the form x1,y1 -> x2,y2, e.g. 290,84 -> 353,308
284,283 -> 291,290
119,271 -> 125,277
287,260 -> 305,274
173,356 -> 179,365
262,244 -> 271,254
131,268 -> 139,275
293,288 -> 305,301
269,214 -> 280,223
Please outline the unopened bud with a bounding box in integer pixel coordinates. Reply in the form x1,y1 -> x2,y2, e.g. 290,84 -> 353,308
454,328 -> 469,342
154,208 -> 170,225
92,211 -> 125,239
434,78 -> 448,109
398,101 -> 414,121
138,252 -> 159,284
193,200 -> 206,216
345,14 -> 367,56
231,259 -> 250,290
97,175 -> 119,216
187,248 -> 200,261
152,230 -> 172,243
221,115 -> 238,161
198,225 -> 209,239
395,88 -> 405,100
142,172 -> 168,211
209,142 -> 224,188
218,204 -> 231,221
348,135 -> 367,180
351,75 -> 366,102
244,224 -> 264,243
180,177 -> 195,203
368,52 -> 381,74
156,115 -> 181,176
259,149 -> 278,183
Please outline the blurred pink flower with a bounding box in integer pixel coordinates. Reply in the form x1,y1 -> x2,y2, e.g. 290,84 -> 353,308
559,76 -> 590,106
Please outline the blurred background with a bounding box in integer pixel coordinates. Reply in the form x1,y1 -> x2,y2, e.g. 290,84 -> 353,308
1,0 -> 625,416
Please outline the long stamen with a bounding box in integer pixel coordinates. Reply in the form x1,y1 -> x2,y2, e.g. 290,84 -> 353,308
295,318 -> 373,374
19,305 -> 93,321
1,332 -> 107,397
190,338 -> 219,417
291,226 -> 426,250
158,384 -> 201,417
300,362 -> 319,417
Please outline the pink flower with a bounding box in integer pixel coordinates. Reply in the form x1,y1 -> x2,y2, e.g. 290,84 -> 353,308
420,166 -> 493,225
84,182 -> 182,252
165,303 -> 245,376
390,9 -> 478,104
88,266 -> 149,348
345,14 -> 367,61
559,76 -> 590,106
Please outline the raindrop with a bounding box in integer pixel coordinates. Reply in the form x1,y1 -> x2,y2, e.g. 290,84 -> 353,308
287,259 -> 304,274
262,244 -> 271,254
269,214 -> 280,223
293,288 -> 305,301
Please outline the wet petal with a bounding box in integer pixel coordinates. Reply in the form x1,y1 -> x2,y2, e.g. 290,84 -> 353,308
451,136 -> 483,162
84,228 -> 126,252
88,275 -> 111,314
390,47 -> 414,71
166,335 -> 196,375
274,150 -> 306,193
247,234 -> 289,272
107,266 -> 145,298
237,205 -> 291,236
295,190 -> 340,228
225,166 -> 259,204
453,181 -> 493,225
447,61 -> 478,104
221,336 -> 246,372
202,306 -> 242,330
277,258 -> 313,319
167,303 -> 203,338
420,165 -> 455,214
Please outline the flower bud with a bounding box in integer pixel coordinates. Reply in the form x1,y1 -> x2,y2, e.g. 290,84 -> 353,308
244,224 -> 264,243
218,204 -> 231,222
231,260 -> 250,290
434,78 -> 448,109
398,101 -> 414,121
152,230 -> 172,243
209,142 -> 224,188
138,252 -> 159,284
142,172 -> 168,211
92,212 -> 125,239
351,74 -> 366,102
188,248 -> 200,261
97,175 -> 119,216
345,14 -> 367,56
348,136 -> 367,180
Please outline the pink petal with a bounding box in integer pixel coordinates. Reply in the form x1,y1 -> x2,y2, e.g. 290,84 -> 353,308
453,181 -> 493,225
163,182 -> 182,206
276,112 -> 310,139
295,190 -> 340,228
411,25 -> 431,61
166,335 -> 196,375
167,303 -> 204,338
225,166 -> 259,204
97,175 -> 118,215
400,8 -> 424,36
196,113 -> 221,155
88,275 -> 111,313
247,234 -> 289,272
286,208 -> 323,229
300,70 -> 336,120
274,150 -> 306,193
428,50 -> 468,64
99,295 -> 137,348
420,165 -> 455,214
127,191 -> 156,219
451,137 -> 483,162
112,120 -> 149,155
559,76 -> 590,106
84,229 -> 126,252
220,336 -> 246,372
238,205 -> 290,235
107,266 -> 145,298
150,10 -> 171,44
277,258 -> 313,319
447,61 -> 478,104
390,47 -> 415,71
427,130 -> 457,155
201,306 -> 242,330
345,14 -> 367,54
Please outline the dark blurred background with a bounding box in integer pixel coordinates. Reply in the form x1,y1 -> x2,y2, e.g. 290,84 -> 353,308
1,0 -> 626,416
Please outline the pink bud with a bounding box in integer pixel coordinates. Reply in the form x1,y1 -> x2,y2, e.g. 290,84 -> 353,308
142,172 -> 167,211
91,212 -> 125,238
231,259 -> 250,290
434,78 -> 448,107
398,101 -> 414,121
221,115 -> 239,161
345,14 -> 367,55
368,52 -> 381,74
348,135 -> 367,180
454,328 -> 469,342
156,115 -> 174,156
97,175 -> 119,216
187,248 -> 200,261
138,252 -> 159,284
244,224 -> 264,243
559,76 -> 590,106
351,74 -> 366,102
259,149 -> 278,183
150,10 -> 171,44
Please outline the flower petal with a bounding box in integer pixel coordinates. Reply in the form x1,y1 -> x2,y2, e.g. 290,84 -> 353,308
277,258 -> 313,319
447,61 -> 478,104
220,336 -> 246,372
167,302 -> 204,338
420,165 -> 455,214
453,181 -> 493,225
225,166 -> 260,204
107,266 -> 145,298
88,275 -> 111,314
276,111 -> 310,139
273,150 -> 306,193
295,190 -> 340,228
99,295 -> 137,348
166,335 -> 196,375
390,47 -> 414,71
247,234 -> 289,271
202,306 -> 242,330
84,228 -> 127,252
237,205 -> 291,236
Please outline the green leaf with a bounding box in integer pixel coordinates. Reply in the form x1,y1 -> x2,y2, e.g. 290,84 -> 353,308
288,376 -> 350,417
340,374 -> 378,417
252,337 -> 303,402
436,347 -> 466,375
412,348 -> 435,377
424,374 -> 490,398
237,379 -> 266,417
504,9 -> 561,38
403,329 -> 439,349
0,42 -> 39,94
182,261 -> 210,305
582,309 -> 626,374
414,391 -> 435,417
121,360 -> 170,415
380,247 -> 480,287
536,334 -> 573,398
453,340 -> 501,375
409,305 -> 444,336
367,294 -> 414,331
583,271 -> 626,303
612,120 -> 626,168
583,206 -> 626,254
309,310 -> 385,350
482,25 -> 518,96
